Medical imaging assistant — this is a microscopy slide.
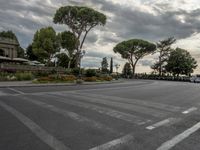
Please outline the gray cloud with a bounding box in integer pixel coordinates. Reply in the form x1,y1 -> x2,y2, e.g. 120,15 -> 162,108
1,0 -> 200,71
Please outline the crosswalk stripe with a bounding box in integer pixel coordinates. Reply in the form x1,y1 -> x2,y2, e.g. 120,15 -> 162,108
0,101 -> 70,150
60,92 -> 167,118
20,96 -> 120,135
44,93 -> 151,125
74,92 -> 181,113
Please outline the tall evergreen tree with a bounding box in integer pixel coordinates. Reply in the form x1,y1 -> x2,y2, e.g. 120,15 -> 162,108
101,57 -> 109,73
152,37 -> 176,76
110,57 -> 113,74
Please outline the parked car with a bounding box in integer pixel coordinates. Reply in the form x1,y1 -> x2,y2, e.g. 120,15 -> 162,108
190,75 -> 200,83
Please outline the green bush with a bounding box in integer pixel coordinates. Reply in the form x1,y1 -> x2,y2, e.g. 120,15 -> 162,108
85,69 -> 96,77
83,76 -> 97,82
15,72 -> 34,81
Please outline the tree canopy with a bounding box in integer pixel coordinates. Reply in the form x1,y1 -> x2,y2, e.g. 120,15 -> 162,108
114,39 -> 156,76
53,6 -> 106,67
58,31 -> 77,68
32,27 -> 59,66
152,37 -> 176,76
165,48 -> 197,76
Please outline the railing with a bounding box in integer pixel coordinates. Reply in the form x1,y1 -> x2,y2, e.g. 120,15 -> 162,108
0,64 -> 66,73
0,37 -> 19,45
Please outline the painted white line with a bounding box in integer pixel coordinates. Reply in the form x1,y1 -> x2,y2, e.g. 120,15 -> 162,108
157,121 -> 200,150
7,88 -> 25,94
48,93 -> 150,125
21,96 -> 119,135
89,134 -> 134,150
146,118 -> 177,130
0,101 -> 70,150
182,107 -> 198,114
60,93 -> 166,118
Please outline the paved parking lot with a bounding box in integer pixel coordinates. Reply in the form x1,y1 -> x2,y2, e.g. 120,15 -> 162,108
0,80 -> 200,150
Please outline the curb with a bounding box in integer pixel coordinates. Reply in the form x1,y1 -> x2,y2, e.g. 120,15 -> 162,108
0,80 -> 124,88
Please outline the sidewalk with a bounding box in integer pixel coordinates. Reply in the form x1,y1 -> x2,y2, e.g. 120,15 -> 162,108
0,80 -> 124,88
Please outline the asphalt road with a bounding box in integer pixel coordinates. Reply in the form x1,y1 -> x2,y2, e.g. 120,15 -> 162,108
0,80 -> 200,150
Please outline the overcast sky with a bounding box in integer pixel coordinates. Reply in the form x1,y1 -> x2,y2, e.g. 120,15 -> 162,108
1,0 -> 200,73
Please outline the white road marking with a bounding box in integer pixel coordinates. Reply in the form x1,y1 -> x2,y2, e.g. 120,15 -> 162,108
182,107 -> 198,114
89,134 -> 134,150
7,88 -> 25,94
20,96 -> 119,135
146,118 -> 178,130
157,121 -> 200,150
0,101 -> 70,150
74,92 -> 181,113
48,93 -> 151,125
59,93 -> 167,118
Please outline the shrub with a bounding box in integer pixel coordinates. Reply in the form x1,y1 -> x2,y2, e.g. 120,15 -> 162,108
62,75 -> 76,82
15,72 -> 33,81
83,76 -> 97,82
85,69 -> 96,77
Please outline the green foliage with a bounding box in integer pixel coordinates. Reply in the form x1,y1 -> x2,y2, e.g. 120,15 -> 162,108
32,27 -> 59,65
85,69 -> 96,77
114,39 -> 156,75
123,63 -> 132,78
17,46 -> 25,58
0,30 -> 18,42
152,37 -> 176,76
15,72 -> 33,81
58,31 -> 77,68
26,44 -> 39,60
53,6 -> 107,67
101,57 -> 109,73
165,48 -> 197,76
56,53 -> 69,68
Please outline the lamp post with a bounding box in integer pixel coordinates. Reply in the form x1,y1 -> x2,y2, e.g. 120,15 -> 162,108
115,64 -> 120,80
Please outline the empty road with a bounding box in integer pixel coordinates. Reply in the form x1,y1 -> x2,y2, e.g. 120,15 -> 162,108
0,80 -> 200,150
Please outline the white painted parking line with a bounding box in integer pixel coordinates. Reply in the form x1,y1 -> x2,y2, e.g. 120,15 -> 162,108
20,96 -> 119,135
157,121 -> 200,150
89,134 -> 134,150
182,107 -> 197,114
7,88 -> 25,94
0,101 -> 70,150
146,118 -> 178,130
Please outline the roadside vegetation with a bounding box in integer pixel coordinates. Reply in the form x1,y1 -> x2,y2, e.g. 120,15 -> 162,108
0,5 -> 198,83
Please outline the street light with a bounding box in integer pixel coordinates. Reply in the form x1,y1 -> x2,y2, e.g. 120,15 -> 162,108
115,64 -> 120,80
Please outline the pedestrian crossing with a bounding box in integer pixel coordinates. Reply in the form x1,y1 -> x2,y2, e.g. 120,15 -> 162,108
0,90 -> 200,150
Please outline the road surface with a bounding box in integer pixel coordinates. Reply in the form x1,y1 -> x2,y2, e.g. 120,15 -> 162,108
0,80 -> 200,150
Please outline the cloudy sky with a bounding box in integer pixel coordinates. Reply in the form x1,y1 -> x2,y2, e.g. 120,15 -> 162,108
1,0 -> 200,73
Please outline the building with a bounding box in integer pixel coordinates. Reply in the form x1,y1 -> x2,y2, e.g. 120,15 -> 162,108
0,37 -> 18,58
0,37 -> 28,63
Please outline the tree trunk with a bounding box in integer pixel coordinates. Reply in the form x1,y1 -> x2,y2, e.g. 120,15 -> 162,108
159,51 -> 162,76
68,59 -> 71,69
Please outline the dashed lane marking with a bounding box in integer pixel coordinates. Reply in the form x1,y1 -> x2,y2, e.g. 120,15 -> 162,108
146,118 -> 178,130
0,101 -> 70,150
182,107 -> 198,114
156,121 -> 200,150
89,134 -> 134,150
7,88 -> 25,94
